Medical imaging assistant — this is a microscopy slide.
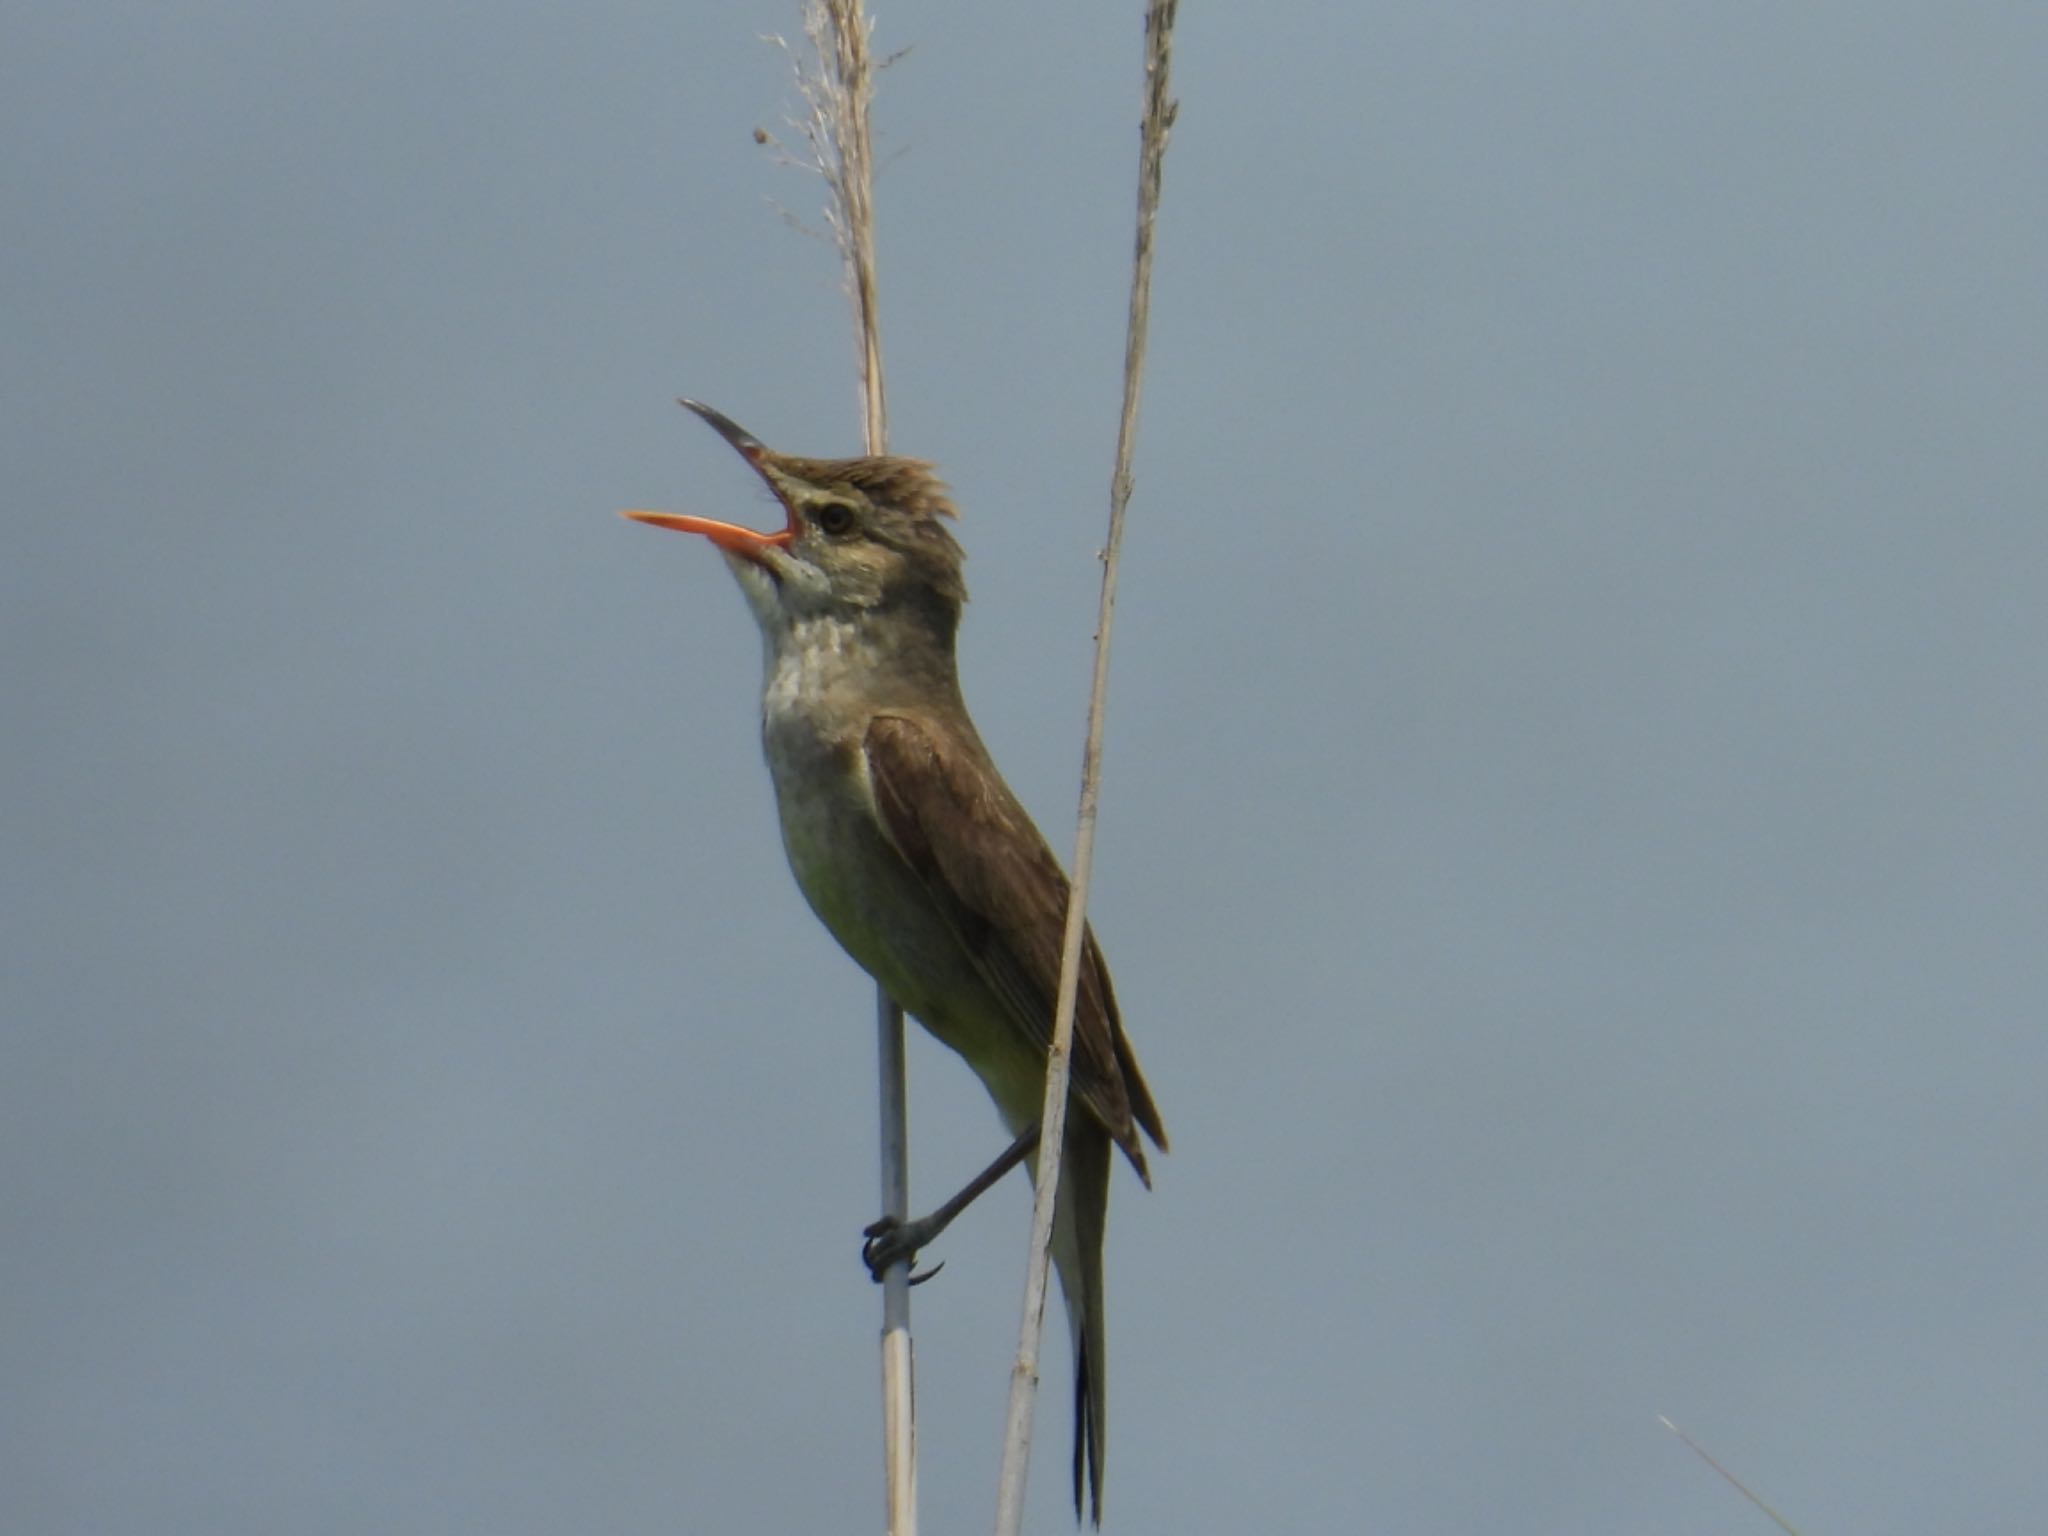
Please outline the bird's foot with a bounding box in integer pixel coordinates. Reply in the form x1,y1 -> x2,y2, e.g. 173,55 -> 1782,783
862,1215 -> 946,1285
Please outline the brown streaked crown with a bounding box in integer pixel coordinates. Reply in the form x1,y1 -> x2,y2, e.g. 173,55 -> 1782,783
777,453 -> 959,524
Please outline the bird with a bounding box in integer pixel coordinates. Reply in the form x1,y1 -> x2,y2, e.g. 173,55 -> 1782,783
623,399 -> 1166,1524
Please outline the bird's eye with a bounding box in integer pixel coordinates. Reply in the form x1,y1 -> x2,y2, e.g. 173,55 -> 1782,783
814,501 -> 858,537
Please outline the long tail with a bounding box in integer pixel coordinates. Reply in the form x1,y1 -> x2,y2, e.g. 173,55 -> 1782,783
1048,1120 -> 1113,1526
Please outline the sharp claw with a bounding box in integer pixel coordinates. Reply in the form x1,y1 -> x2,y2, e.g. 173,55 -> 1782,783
862,1230 -> 908,1282
862,1213 -> 952,1283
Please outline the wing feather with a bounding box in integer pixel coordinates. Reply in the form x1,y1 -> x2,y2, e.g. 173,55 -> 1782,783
863,713 -> 1166,1172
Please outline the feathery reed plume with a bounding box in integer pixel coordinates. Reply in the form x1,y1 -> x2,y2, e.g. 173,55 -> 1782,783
767,1 -> 895,448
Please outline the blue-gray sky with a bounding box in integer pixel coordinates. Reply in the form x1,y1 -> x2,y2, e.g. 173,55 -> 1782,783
6,4 -> 2047,1532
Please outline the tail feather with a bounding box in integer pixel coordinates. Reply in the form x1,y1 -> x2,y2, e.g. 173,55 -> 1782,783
1073,1329 -> 1096,1523
1048,1120 -> 1112,1525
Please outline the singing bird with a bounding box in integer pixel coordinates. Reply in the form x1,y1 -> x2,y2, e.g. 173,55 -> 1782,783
625,401 -> 1166,1523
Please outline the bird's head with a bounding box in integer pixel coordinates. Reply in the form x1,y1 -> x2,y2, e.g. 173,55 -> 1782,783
624,400 -> 966,643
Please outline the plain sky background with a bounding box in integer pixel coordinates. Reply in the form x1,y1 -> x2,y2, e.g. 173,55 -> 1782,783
6,3 -> 2046,1532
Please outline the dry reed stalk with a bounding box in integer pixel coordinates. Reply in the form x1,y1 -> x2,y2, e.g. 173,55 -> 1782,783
1658,1416 -> 1804,1535
992,2 -> 1180,1531
775,4 -> 916,1532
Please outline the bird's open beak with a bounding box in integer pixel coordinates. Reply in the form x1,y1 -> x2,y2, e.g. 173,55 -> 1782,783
620,399 -> 797,560
619,506 -> 793,558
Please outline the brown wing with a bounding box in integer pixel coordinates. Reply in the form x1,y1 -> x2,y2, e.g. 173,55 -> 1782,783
863,713 -> 1167,1176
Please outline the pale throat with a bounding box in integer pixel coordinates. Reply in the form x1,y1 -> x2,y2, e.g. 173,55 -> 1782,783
759,610 -> 877,729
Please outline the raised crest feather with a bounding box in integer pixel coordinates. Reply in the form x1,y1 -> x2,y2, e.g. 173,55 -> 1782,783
780,454 -> 959,522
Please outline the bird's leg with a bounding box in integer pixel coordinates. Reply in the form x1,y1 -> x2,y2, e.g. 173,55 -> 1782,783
863,1121 -> 1042,1282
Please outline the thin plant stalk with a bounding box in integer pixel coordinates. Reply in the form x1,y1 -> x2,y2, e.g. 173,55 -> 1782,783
1658,1416 -> 1803,1536
876,990 -> 915,1534
783,3 -> 914,1531
991,2 -> 1179,1531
